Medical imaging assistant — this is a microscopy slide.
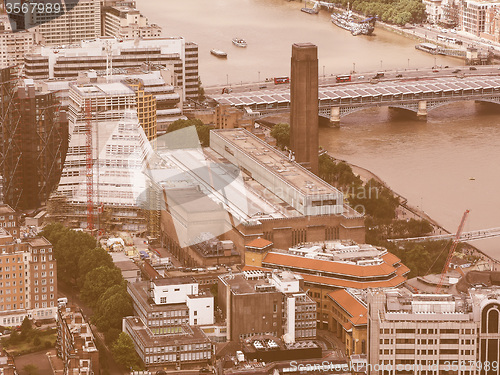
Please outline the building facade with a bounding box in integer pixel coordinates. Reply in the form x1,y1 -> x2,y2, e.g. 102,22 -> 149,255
218,270 -> 317,342
103,3 -> 162,39
125,276 -> 214,370
56,305 -> 100,374
0,230 -> 57,326
367,288 -> 500,375
25,37 -> 199,101
0,71 -> 68,211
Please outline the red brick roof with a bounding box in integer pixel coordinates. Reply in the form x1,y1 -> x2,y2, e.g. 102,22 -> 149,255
241,265 -> 407,289
382,252 -> 401,266
262,252 -> 396,278
246,238 -> 273,249
328,289 -> 367,326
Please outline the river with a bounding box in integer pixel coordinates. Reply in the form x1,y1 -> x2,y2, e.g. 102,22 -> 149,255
137,0 -> 500,260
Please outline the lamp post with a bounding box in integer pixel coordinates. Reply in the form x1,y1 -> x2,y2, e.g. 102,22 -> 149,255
226,74 -> 228,85
353,62 -> 356,74
380,60 -> 383,70
323,65 -> 325,78
408,58 -> 410,68
258,71 -> 260,82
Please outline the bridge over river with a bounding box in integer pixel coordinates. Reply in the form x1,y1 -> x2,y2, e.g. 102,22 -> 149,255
209,75 -> 500,125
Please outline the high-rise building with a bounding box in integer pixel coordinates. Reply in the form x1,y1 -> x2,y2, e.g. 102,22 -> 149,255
218,270 -> 317,342
26,0 -> 101,46
25,37 -> 200,101
367,287 -> 500,375
103,3 -> 162,39
56,84 -> 155,231
0,15 -> 36,68
0,70 -> 68,211
0,229 -> 58,325
290,43 -> 319,174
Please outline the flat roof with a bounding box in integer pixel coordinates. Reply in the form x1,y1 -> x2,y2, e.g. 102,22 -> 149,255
153,276 -> 197,286
211,129 -> 342,198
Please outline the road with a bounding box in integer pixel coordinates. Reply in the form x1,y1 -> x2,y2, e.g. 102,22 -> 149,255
204,65 -> 500,96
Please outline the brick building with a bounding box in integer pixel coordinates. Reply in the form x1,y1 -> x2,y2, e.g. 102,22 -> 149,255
56,305 -> 100,374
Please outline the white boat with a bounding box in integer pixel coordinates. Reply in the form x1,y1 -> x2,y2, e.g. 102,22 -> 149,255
210,49 -> 227,58
232,38 -> 247,47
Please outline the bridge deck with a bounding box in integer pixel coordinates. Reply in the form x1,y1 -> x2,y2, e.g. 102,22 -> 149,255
210,76 -> 500,114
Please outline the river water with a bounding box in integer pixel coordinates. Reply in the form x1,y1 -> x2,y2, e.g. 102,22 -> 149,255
137,0 -> 500,259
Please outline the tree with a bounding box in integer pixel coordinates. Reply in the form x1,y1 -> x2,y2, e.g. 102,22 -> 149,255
20,317 -> 32,339
80,266 -> 124,307
78,247 -> 114,288
165,118 -> 211,147
198,77 -> 205,101
270,123 -> 290,150
112,332 -> 142,370
92,284 -> 133,332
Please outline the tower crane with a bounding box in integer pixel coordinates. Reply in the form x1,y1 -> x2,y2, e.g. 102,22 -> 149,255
435,209 -> 470,292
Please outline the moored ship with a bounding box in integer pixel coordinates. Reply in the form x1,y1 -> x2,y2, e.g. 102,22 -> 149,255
211,49 -> 227,58
331,10 -> 375,36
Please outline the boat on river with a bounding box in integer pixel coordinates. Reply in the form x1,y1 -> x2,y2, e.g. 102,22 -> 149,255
331,10 -> 375,36
232,38 -> 247,47
211,49 -> 227,58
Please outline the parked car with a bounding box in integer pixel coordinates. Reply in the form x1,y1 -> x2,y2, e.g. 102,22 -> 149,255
396,74 -> 403,78
432,69 -> 439,72
357,75 -> 365,79
453,69 -> 461,73
469,66 -> 477,70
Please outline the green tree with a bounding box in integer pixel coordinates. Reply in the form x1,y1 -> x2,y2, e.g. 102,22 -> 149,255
198,77 -> 205,101
166,118 -> 211,147
270,123 -> 290,150
112,332 -> 142,370
20,317 -> 32,340
92,285 -> 133,332
78,247 -> 114,288
80,266 -> 124,307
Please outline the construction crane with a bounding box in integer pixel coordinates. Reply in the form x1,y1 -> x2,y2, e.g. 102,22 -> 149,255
85,99 -> 94,231
436,209 -> 470,292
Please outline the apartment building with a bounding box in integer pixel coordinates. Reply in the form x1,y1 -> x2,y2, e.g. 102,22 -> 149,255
26,0 -> 101,46
25,37 -> 199,101
218,270 -> 317,342
367,287 -> 500,375
124,276 -> 213,369
57,305 -> 100,374
103,3 -> 162,39
0,204 -> 19,238
0,16 -> 36,68
0,229 -> 57,326
459,0 -> 500,36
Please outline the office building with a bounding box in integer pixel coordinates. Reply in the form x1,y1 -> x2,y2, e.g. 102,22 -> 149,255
155,128 -> 364,264
244,240 -> 408,330
0,72 -> 68,211
124,276 -> 213,370
0,16 -> 36,68
218,270 -> 317,342
367,287 -> 500,375
25,37 -> 199,101
56,305 -> 100,374
103,3 -> 162,39
55,86 -> 155,231
0,230 -> 57,326
26,0 -> 100,46
290,43 -> 319,174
